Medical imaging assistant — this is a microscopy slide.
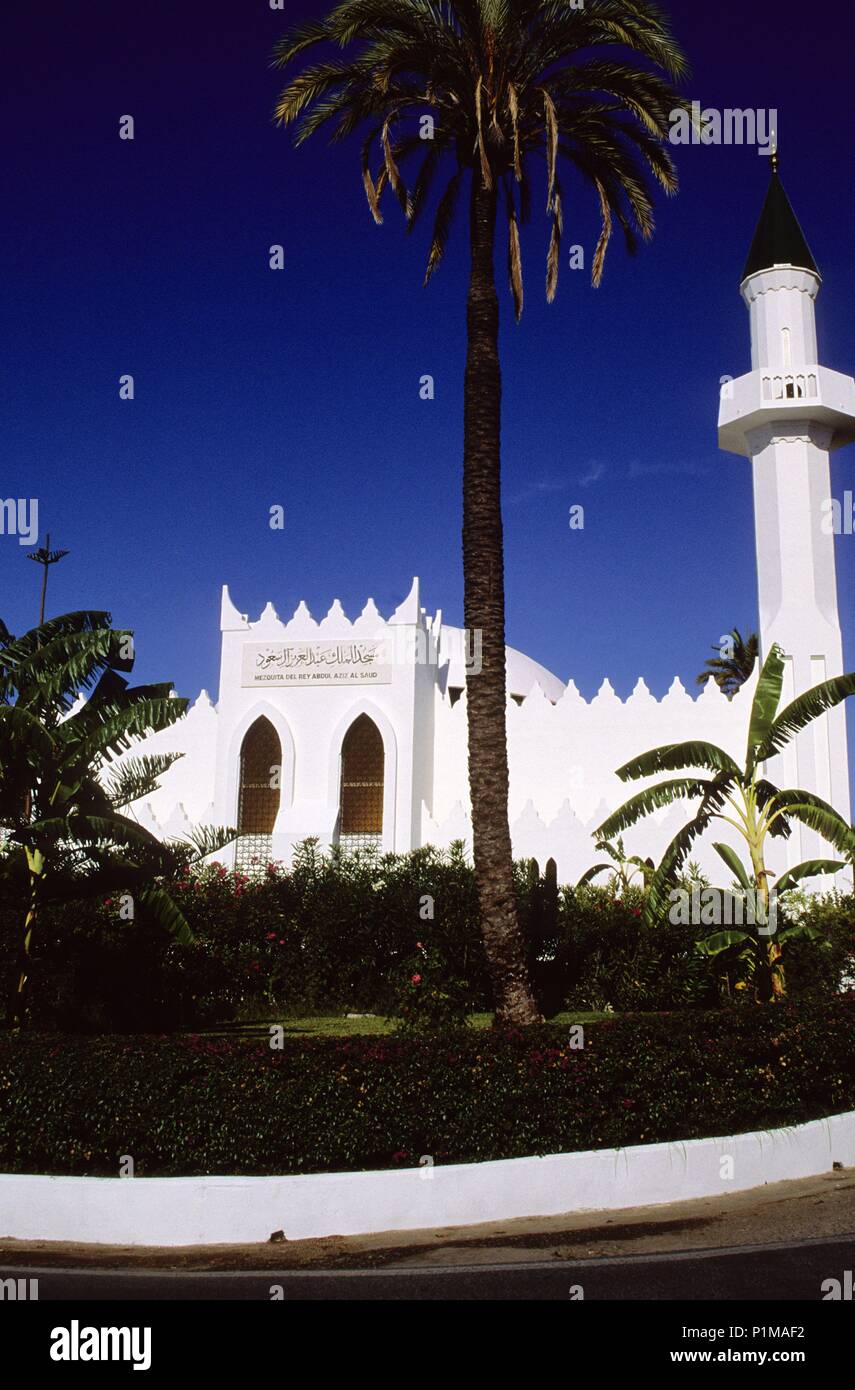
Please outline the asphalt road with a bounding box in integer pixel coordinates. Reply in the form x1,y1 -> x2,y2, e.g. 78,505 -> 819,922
6,1233 -> 854,1300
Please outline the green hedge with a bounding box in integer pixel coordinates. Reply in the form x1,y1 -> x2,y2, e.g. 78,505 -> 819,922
2,841 -> 853,1030
0,841 -> 490,1029
2,1000 -> 853,1176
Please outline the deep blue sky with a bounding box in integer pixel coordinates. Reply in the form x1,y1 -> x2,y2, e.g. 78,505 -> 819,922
3,0 -> 854,780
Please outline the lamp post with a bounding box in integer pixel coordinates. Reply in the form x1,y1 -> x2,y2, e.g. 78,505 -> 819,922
26,533 -> 69,625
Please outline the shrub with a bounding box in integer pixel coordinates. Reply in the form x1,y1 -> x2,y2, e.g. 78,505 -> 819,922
559,884 -> 713,1012
1,1000 -> 853,1176
1,846 -> 849,1031
0,842 -> 491,1030
389,940 -> 472,1031
773,891 -> 855,1000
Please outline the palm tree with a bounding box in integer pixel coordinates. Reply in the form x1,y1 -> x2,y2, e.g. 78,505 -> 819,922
271,0 -> 688,1024
595,644 -> 855,1000
0,611 -> 234,1028
696,628 -> 759,697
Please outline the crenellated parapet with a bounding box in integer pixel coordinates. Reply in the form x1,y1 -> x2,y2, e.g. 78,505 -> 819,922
220,577 -> 432,638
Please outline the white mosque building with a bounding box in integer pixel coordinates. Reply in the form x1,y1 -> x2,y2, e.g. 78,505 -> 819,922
127,165 -> 853,886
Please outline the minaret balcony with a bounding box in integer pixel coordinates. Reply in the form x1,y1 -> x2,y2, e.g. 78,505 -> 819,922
719,365 -> 855,456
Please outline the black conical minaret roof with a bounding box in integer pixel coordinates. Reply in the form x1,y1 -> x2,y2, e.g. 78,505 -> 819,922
742,158 -> 819,281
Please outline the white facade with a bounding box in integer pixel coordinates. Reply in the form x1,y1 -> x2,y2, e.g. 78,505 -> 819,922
128,580 -> 773,884
124,171 -> 853,887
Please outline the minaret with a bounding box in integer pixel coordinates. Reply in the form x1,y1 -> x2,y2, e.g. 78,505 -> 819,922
719,156 -> 855,855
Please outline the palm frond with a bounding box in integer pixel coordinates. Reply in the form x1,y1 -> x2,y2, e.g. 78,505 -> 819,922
596,776 -> 711,840
776,859 -> 846,893
768,792 -> 855,859
576,862 -> 612,886
758,672 -> 855,761
382,116 -> 411,216
617,741 -> 740,782
643,805 -> 715,927
507,81 -> 522,179
0,705 -> 57,762
746,643 -> 785,771
506,187 -> 524,319
136,883 -> 194,946
545,179 -> 562,302
166,824 -> 238,864
590,176 -> 613,286
424,168 -> 464,283
712,842 -> 751,890
696,929 -> 751,957
64,692 -> 187,765
103,753 -> 184,809
270,0 -> 688,317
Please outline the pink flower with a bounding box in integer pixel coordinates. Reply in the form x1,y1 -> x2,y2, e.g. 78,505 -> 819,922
416,941 -> 424,950
411,973 -> 422,985
266,932 -> 276,941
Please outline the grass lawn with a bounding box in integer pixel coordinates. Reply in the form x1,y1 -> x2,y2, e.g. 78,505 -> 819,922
199,1011 -> 613,1039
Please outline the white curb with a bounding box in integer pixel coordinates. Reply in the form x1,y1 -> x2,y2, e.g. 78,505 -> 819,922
2,1110 -> 853,1246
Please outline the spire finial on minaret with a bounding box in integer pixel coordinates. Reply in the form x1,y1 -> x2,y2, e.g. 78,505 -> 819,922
741,146 -> 817,282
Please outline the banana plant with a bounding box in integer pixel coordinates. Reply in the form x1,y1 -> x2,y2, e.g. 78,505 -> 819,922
596,644 -> 855,1000
694,843 -> 829,999
577,835 -> 654,895
0,611 -> 235,1028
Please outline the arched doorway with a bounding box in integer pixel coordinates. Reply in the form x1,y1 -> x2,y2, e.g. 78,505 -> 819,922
338,713 -> 384,852
236,716 -> 281,871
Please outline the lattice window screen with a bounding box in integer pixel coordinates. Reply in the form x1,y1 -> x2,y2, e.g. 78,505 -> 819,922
339,714 -> 384,837
237,717 -> 281,836
235,834 -> 273,873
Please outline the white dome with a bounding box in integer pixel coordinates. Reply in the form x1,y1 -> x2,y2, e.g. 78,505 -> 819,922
440,624 -> 564,702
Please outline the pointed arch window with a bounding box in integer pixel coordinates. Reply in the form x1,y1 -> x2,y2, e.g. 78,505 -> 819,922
339,714 -> 384,851
236,716 -> 281,871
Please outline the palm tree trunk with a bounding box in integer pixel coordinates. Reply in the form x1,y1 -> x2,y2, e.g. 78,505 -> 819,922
462,177 -> 540,1026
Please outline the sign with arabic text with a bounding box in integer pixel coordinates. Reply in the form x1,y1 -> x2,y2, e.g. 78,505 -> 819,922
241,641 -> 392,687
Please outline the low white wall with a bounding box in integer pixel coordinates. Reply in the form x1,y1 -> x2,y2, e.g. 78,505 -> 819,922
2,1111 -> 852,1247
